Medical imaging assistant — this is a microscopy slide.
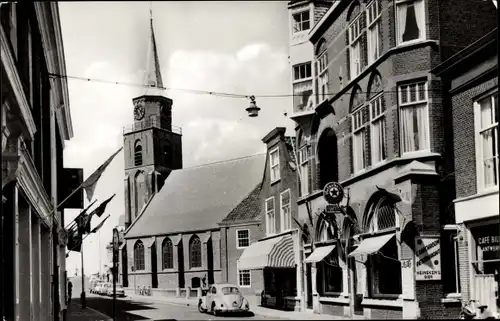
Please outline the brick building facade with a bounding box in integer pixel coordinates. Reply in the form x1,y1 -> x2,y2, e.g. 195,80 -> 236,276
237,128 -> 302,310
1,2 -> 79,320
433,28 -> 499,317
287,0 -> 497,319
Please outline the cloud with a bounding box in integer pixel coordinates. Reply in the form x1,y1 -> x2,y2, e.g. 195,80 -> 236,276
166,43 -> 291,166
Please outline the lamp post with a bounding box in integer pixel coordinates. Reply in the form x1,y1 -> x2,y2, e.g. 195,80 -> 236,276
112,228 -> 119,321
80,243 -> 86,309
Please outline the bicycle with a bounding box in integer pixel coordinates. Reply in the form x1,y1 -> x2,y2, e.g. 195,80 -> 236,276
459,299 -> 499,319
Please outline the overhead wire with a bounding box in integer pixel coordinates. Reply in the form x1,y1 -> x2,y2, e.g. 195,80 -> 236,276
48,72 -> 444,100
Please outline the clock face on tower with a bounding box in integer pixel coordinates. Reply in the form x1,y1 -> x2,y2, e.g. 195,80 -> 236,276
134,103 -> 145,120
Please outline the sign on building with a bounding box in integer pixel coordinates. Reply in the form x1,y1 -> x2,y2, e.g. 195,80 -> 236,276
415,236 -> 441,281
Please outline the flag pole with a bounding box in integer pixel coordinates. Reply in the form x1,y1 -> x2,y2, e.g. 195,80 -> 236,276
80,241 -> 86,309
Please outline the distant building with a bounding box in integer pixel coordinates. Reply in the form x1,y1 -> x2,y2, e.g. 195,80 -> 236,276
1,2 -> 80,321
432,28 -> 499,316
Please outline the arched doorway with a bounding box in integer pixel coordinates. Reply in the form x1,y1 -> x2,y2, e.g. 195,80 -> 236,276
317,128 -> 339,189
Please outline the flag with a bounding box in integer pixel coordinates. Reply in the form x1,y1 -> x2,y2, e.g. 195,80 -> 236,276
75,214 -> 91,235
90,194 -> 116,217
67,230 -> 82,252
70,199 -> 98,231
91,215 -> 110,234
81,147 -> 123,202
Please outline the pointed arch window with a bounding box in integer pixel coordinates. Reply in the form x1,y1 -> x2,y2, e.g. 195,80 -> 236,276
134,140 -> 143,166
162,238 -> 174,269
368,73 -> 386,165
134,240 -> 145,271
189,235 -> 202,268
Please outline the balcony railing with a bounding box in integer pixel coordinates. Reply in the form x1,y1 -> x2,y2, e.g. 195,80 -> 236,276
123,115 -> 182,135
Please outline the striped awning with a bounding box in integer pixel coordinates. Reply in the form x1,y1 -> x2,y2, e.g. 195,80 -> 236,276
238,235 -> 295,270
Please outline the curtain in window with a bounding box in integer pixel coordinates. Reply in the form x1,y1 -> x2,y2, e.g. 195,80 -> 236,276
350,42 -> 361,79
353,130 -> 365,172
368,23 -> 379,64
416,103 -> 429,150
398,0 -> 424,43
481,99 -> 497,187
401,103 -> 428,152
371,118 -> 385,164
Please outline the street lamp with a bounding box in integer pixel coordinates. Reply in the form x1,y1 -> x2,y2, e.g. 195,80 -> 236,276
246,96 -> 260,117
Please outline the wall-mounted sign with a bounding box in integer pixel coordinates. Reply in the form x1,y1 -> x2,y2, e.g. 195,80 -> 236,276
477,233 -> 500,254
415,236 -> 441,281
323,182 -> 344,204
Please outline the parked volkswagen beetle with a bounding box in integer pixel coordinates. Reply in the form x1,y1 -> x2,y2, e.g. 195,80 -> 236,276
198,284 -> 250,315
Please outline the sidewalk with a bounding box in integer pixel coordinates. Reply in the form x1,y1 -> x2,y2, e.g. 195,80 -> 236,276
66,301 -> 112,321
125,293 -> 357,320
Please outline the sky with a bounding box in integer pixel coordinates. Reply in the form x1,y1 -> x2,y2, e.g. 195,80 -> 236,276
59,1 -> 294,276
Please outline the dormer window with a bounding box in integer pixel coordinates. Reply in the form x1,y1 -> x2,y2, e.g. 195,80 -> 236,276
269,147 -> 280,182
293,10 -> 310,33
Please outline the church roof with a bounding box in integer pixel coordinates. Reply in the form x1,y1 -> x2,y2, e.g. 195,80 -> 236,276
125,153 -> 267,238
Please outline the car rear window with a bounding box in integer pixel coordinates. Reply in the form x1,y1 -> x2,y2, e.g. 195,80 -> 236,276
221,287 -> 240,294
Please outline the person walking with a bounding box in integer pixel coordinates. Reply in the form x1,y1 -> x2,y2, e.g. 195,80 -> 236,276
67,280 -> 73,305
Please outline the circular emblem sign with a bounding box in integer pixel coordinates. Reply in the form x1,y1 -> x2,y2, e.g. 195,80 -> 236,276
323,182 -> 344,204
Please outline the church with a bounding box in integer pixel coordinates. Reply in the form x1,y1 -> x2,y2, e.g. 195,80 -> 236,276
117,14 -> 268,296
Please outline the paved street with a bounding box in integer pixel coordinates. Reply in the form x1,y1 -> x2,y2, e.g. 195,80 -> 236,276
80,294 -> 280,321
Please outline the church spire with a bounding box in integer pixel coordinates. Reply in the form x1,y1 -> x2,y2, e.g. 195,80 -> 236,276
143,7 -> 164,91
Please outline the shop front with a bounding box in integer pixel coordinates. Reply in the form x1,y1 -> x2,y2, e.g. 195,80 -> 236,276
237,230 -> 303,311
466,220 -> 500,315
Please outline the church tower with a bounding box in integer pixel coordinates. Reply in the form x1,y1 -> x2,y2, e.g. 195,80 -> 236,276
123,13 -> 183,229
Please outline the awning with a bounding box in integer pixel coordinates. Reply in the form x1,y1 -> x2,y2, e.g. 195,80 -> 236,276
238,235 -> 295,270
304,245 -> 336,263
348,234 -> 394,257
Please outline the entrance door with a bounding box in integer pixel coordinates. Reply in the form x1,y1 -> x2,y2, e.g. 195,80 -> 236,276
306,264 -> 312,309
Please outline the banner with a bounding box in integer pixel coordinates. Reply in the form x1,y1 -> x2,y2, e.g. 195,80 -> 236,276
415,236 -> 441,281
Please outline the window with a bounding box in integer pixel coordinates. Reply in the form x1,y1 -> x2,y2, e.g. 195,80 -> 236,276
236,229 -> 250,248
238,269 -> 251,287
367,0 -> 381,64
299,145 -> 311,196
368,237 -> 402,296
317,52 -> 329,101
370,94 -> 386,164
349,14 -> 362,79
280,189 -> 292,232
475,92 -> 499,190
317,219 -> 335,242
396,0 -> 426,45
134,140 -> 143,166
134,240 -> 145,271
367,196 -> 398,233
399,81 -> 429,153
270,147 -> 280,182
293,10 -> 310,33
319,255 -> 343,295
293,63 -> 312,82
162,238 -> 174,269
352,108 -> 367,173
265,197 -> 275,235
189,235 -> 202,268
